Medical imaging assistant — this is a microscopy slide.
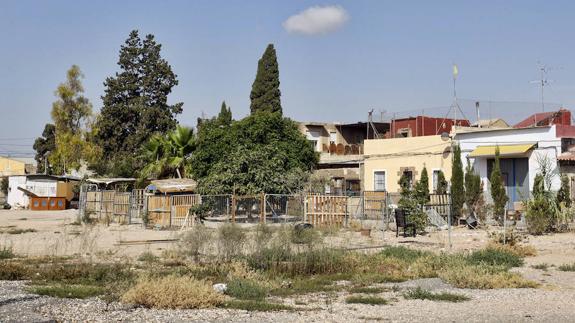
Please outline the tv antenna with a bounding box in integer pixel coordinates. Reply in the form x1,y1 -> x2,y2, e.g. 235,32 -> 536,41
530,62 -> 560,112
436,64 -> 468,134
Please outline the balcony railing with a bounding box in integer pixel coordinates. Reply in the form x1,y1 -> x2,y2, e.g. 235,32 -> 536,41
321,143 -> 363,155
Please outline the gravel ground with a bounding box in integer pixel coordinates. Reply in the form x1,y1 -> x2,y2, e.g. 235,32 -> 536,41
2,277 -> 575,322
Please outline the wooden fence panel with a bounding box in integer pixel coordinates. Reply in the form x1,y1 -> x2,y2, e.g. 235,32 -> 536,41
100,191 -> 115,221
113,193 -> 131,223
364,191 -> 387,219
305,195 -> 347,227
147,196 -> 171,227
427,194 -> 451,217
85,191 -> 100,215
171,194 -> 201,227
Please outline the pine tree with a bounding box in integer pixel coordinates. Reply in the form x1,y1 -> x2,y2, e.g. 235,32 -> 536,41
451,144 -> 465,217
436,170 -> 448,194
217,101 -> 232,126
414,166 -> 430,205
33,124 -> 56,174
95,30 -> 183,176
250,44 -> 281,115
490,147 -> 509,222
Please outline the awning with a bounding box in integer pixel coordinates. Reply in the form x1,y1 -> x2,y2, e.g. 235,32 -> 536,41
469,144 -> 535,158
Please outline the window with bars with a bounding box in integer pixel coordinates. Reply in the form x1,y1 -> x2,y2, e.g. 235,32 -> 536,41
374,171 -> 386,191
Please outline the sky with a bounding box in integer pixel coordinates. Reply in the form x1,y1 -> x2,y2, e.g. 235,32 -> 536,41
1,0 -> 575,157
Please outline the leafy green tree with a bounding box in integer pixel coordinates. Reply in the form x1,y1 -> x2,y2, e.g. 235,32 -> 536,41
557,175 -> 571,208
47,65 -> 100,174
50,65 -> 92,133
435,170 -> 448,194
250,44 -> 281,115
414,166 -> 430,205
33,124 -> 56,174
95,30 -> 183,176
141,126 -> 195,179
194,111 -> 317,195
464,158 -> 482,215
450,144 -> 465,217
490,147 -> 508,223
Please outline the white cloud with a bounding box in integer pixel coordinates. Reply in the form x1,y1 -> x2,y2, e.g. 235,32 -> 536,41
283,5 -> 349,35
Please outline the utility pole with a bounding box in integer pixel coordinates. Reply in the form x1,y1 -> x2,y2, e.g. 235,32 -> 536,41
475,101 -> 481,128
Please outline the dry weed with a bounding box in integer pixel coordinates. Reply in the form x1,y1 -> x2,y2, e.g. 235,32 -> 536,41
121,275 -> 225,309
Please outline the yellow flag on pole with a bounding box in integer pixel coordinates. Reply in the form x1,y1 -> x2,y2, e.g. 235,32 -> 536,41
453,64 -> 459,78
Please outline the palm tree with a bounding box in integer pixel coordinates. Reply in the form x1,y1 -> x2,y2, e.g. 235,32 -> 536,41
141,126 -> 195,179
166,126 -> 195,178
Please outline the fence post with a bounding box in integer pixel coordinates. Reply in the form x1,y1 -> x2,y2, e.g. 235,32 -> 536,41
231,194 -> 236,223
448,193 -> 452,250
503,206 -> 507,245
261,193 -> 265,224
303,194 -> 308,223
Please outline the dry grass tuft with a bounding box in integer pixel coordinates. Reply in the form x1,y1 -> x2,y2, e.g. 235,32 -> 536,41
121,275 -> 225,309
486,242 -> 537,258
439,264 -> 538,289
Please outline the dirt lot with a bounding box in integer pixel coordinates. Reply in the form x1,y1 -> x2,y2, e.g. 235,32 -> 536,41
2,209 -> 575,322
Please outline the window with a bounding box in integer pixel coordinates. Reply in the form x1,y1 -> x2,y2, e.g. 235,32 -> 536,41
306,130 -> 321,152
329,131 -> 337,144
402,170 -> 413,188
432,170 -> 440,192
374,171 -> 386,191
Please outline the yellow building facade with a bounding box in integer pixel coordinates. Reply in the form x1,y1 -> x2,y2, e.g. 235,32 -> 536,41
363,135 -> 453,193
0,156 -> 27,177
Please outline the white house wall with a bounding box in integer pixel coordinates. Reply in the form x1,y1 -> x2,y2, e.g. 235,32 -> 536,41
7,176 -> 59,208
456,125 -> 561,196
7,176 -> 27,207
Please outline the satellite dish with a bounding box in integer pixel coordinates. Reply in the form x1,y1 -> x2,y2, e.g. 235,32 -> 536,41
440,132 -> 450,142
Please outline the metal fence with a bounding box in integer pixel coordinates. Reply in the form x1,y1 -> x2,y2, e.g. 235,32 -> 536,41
78,184 -> 451,229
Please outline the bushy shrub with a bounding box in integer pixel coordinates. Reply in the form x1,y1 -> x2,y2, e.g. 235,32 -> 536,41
179,225 -> 213,261
524,195 -> 553,235
468,248 -> 524,268
217,223 -> 246,261
0,244 -> 15,260
290,226 -> 321,246
0,261 -> 29,280
121,275 -> 225,309
439,264 -> 537,289
226,278 -> 269,300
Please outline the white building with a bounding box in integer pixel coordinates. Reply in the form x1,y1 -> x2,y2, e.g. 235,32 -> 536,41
7,175 -> 79,208
454,125 -> 575,210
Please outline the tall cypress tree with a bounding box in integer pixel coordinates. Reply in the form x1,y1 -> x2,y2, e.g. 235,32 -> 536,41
436,170 -> 448,194
95,30 -> 183,176
250,44 -> 281,115
415,166 -> 430,205
464,158 -> 482,214
217,101 -> 232,126
451,144 -> 465,218
490,147 -> 509,223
